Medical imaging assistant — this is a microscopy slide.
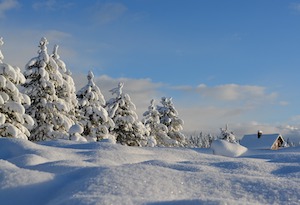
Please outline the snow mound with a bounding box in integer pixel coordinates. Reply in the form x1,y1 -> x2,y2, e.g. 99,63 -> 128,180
211,139 -> 248,157
1,138 -> 300,204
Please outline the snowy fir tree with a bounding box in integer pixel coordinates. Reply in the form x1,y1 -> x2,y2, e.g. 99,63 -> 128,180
156,97 -> 186,147
76,71 -> 115,141
106,82 -> 150,146
51,44 -> 81,125
0,37 -> 34,139
143,99 -> 178,147
219,124 -> 237,143
23,37 -> 74,141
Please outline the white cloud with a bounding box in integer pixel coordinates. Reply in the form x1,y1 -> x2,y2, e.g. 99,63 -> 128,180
170,83 -> 299,139
178,105 -> 248,134
91,2 -> 127,25
0,0 -> 19,18
196,83 -> 277,102
173,83 -> 277,105
32,0 -> 73,11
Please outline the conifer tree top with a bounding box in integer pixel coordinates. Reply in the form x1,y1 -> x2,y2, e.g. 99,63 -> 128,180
0,37 -> 4,63
39,37 -> 48,47
52,44 -> 60,59
37,37 -> 49,64
87,70 -> 95,86
51,44 -> 67,73
109,82 -> 124,97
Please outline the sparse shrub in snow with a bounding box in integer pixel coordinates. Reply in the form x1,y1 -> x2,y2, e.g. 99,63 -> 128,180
143,99 -> 179,147
23,37 -> 74,141
106,82 -> 149,146
0,37 -> 34,139
219,124 -> 237,143
77,71 -> 115,142
156,97 -> 186,147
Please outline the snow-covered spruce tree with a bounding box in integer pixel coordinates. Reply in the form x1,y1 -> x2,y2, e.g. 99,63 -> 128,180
51,44 -> 81,125
77,71 -> 115,141
23,37 -> 73,141
156,97 -> 186,147
106,82 -> 149,146
219,124 -> 237,143
143,99 -> 178,147
0,37 -> 34,139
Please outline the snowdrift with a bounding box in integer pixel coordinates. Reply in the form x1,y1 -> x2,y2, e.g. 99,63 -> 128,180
0,138 -> 300,205
211,139 -> 248,157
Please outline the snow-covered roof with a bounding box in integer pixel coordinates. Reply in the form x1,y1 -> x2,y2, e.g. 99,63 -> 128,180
240,133 -> 283,149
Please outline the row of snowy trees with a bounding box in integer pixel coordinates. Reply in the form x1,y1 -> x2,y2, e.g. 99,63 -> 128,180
0,37 -> 187,147
186,125 -> 237,148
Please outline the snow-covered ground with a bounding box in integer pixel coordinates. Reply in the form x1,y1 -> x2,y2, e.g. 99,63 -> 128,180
0,138 -> 300,205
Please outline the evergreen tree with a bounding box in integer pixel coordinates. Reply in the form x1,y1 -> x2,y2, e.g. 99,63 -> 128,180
51,44 -> 80,125
219,124 -> 237,143
77,71 -> 114,141
106,82 -> 149,146
0,37 -> 34,139
23,37 -> 73,141
157,97 -> 186,146
143,99 -> 177,147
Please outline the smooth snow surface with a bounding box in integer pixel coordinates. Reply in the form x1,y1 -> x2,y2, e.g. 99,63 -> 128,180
0,138 -> 300,205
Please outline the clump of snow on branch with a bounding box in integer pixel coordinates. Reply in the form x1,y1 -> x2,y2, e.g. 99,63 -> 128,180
68,123 -> 87,142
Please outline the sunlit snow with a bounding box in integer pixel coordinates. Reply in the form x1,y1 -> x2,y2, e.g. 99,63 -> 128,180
0,138 -> 299,205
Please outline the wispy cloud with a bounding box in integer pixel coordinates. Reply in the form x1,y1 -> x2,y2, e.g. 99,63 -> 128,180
173,83 -> 277,107
91,2 -> 127,25
32,0 -> 73,11
178,105 -> 248,133
0,0 -> 19,18
290,2 -> 300,11
196,84 -> 277,102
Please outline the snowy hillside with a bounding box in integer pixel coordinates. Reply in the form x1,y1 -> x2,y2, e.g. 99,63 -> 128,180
0,138 -> 300,205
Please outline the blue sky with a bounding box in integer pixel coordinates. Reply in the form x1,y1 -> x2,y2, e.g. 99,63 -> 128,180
1,0 -> 300,139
